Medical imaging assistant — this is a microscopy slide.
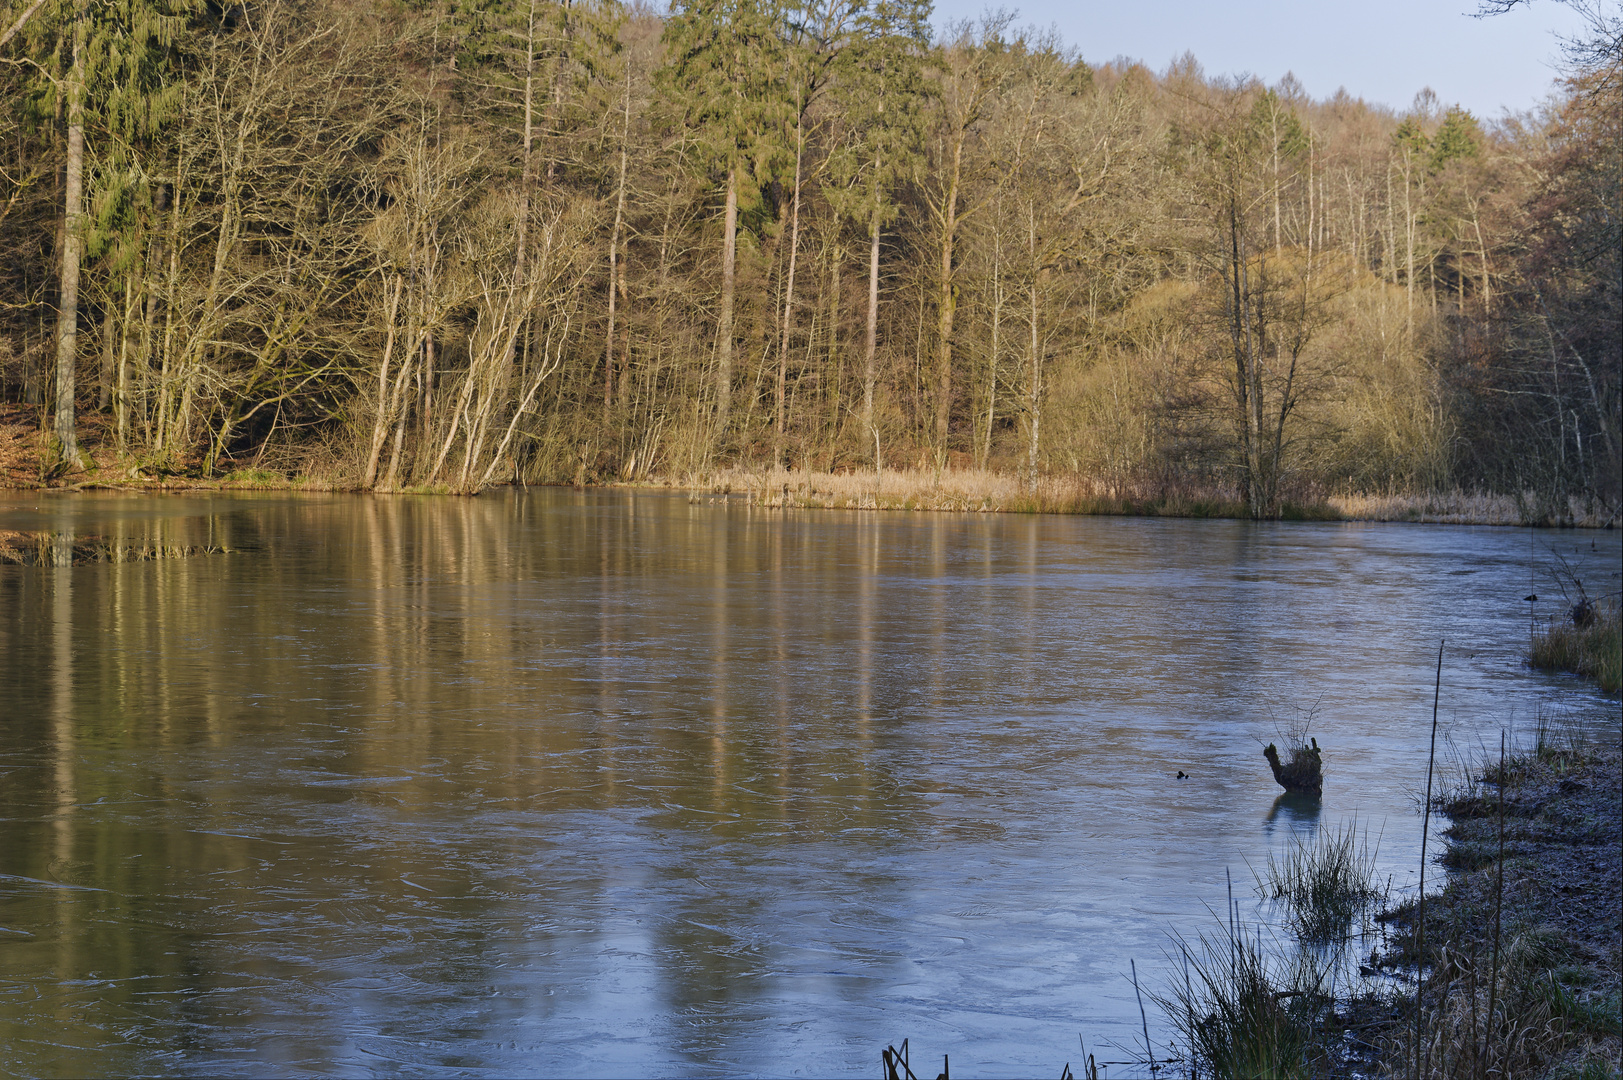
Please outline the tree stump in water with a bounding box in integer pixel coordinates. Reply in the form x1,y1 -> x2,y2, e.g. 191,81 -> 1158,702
1264,738 -> 1323,796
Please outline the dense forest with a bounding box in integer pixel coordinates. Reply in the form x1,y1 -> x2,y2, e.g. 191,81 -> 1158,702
1,0 -> 1617,517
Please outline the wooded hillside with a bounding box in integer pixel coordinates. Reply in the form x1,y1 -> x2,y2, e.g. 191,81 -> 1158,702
2,0 -> 1617,518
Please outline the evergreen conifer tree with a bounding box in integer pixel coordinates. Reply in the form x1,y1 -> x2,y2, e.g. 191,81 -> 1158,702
825,0 -> 931,461
20,0 -> 192,467
659,0 -> 794,442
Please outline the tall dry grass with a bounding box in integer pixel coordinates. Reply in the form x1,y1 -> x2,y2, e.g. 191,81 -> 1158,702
679,466 -> 1620,528
689,465 -> 1336,519
1383,924 -> 1623,1080
1328,491 -> 1521,525
1329,491 -> 1616,527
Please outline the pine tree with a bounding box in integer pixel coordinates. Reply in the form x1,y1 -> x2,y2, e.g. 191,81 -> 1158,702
1429,106 -> 1482,170
825,0 -> 931,463
658,0 -> 794,443
20,0 -> 191,467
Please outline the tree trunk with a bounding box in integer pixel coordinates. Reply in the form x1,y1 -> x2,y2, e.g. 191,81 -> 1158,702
96,299 -> 115,410
1227,197 -> 1258,515
982,213 -> 1002,471
420,334 -> 435,452
1383,162 -> 1395,288
1471,205 -> 1491,315
53,6 -> 87,467
1243,244 -> 1266,517
0,0 -> 48,49
176,79 -> 253,461
362,275 -> 405,488
716,166 -> 738,436
116,273 -> 134,453
1304,134 -> 1313,262
1403,154 -> 1416,340
934,136 -> 964,457
862,186 -> 880,455
544,0 -> 572,184
138,242 -> 157,446
1026,205 -> 1041,489
1272,131 -> 1282,260
827,240 -> 841,441
776,112 -> 805,464
515,0 -> 539,275
604,65 -> 630,419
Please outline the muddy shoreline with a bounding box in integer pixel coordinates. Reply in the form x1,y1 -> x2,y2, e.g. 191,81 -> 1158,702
1366,739 -> 1622,1077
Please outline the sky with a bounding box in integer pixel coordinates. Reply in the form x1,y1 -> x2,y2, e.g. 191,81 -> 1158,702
927,0 -> 1596,118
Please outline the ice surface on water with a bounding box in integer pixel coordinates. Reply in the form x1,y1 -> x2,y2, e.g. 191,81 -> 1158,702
0,489 -> 1617,1077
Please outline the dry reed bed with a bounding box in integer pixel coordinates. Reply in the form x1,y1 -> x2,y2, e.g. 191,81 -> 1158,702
697,465 -> 1148,514
684,467 -> 1616,527
1328,490 -> 1616,527
695,465 -> 1281,517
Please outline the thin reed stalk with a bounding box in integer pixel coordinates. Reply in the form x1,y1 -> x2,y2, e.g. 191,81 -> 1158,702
1416,639 -> 1444,1079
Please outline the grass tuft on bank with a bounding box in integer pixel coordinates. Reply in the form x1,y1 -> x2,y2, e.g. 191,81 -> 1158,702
1531,606 -> 1622,693
1257,820 -> 1384,942
1158,920 -> 1337,1080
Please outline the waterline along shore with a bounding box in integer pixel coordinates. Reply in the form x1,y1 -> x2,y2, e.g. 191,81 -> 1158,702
1,419 -> 1615,529
1108,726 -> 1621,1080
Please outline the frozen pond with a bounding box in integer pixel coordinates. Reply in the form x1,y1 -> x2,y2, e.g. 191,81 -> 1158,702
1,489 -> 1617,1076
